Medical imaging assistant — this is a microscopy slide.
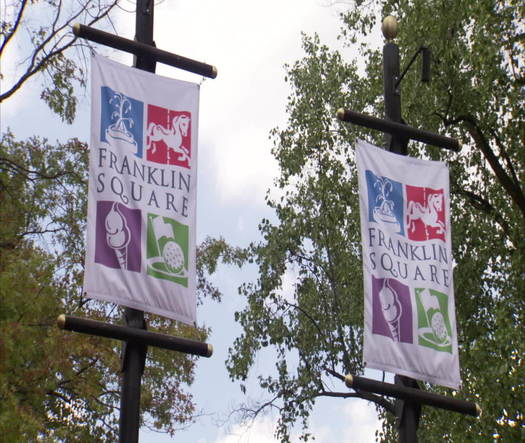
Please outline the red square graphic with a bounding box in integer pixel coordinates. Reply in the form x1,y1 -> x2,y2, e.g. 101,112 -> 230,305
146,104 -> 192,168
405,185 -> 446,241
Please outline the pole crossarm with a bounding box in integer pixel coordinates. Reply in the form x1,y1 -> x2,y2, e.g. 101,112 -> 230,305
345,374 -> 480,417
336,108 -> 460,152
57,314 -> 213,357
72,23 -> 217,79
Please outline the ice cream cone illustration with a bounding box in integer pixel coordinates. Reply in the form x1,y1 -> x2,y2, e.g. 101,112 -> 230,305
105,202 -> 131,269
114,248 -> 127,268
379,279 -> 402,341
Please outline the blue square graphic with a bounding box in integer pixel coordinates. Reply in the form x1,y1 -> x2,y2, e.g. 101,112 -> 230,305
100,86 -> 144,158
365,170 -> 405,236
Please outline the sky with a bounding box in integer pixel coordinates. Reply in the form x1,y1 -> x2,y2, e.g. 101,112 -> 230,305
1,0 -> 384,441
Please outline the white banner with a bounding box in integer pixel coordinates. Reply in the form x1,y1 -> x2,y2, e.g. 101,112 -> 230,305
84,55 -> 199,325
356,139 -> 460,389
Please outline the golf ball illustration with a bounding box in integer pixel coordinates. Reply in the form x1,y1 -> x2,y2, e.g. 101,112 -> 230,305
163,240 -> 185,274
430,311 -> 447,342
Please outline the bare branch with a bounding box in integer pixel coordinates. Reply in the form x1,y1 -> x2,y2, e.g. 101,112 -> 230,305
0,0 -> 119,103
323,366 -> 395,414
442,114 -> 525,220
451,185 -> 514,246
282,299 -> 325,339
490,129 -> 520,189
0,156 -> 80,181
0,0 -> 29,55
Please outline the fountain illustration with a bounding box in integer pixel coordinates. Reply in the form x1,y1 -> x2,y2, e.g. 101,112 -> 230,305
105,92 -> 138,150
373,176 -> 401,232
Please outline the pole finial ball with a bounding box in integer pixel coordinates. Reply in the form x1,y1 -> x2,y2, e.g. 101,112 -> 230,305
382,16 -> 399,40
57,314 -> 66,329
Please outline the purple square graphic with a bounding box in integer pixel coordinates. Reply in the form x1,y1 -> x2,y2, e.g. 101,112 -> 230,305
372,276 -> 413,343
95,201 -> 141,272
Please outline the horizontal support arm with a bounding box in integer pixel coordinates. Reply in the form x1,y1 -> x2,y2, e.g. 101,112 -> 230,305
345,374 -> 480,417
57,314 -> 213,357
73,23 -> 217,79
336,108 -> 460,152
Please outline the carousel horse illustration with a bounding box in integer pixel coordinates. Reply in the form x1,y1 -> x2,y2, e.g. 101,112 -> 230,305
406,193 -> 445,234
146,114 -> 191,163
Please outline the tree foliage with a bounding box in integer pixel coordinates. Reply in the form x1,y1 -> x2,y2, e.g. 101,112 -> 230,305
1,1 -> 209,439
0,132 -> 207,440
218,0 -> 524,441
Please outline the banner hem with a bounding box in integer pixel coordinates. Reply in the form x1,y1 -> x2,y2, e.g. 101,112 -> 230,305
364,360 -> 460,390
86,290 -> 196,326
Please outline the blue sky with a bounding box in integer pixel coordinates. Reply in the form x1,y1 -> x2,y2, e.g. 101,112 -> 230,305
2,1 -> 383,441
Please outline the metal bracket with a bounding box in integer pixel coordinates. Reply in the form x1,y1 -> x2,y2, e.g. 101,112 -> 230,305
394,375 -> 422,432
120,314 -> 148,374
395,46 -> 432,89
394,76 -> 401,95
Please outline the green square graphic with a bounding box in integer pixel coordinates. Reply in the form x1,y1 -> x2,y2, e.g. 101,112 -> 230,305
415,288 -> 453,353
146,213 -> 189,287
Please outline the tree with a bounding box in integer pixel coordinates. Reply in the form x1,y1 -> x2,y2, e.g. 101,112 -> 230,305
1,0 -> 119,123
220,1 -> 524,441
1,1 -> 208,439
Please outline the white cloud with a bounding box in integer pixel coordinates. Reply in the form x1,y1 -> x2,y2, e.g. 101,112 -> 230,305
209,399 -> 381,443
277,263 -> 300,305
214,415 -> 277,443
341,400 -> 382,442
148,0 -> 344,209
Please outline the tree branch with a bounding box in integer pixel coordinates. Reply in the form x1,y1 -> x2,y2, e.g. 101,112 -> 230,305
444,114 -> 525,220
282,299 -> 325,339
323,366 -> 395,414
0,0 -> 119,103
0,156 -> 83,181
490,129 -> 520,189
451,185 -> 514,245
0,0 -> 29,55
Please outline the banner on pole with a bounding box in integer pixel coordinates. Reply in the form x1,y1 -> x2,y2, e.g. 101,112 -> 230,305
84,55 -> 199,325
356,139 -> 460,389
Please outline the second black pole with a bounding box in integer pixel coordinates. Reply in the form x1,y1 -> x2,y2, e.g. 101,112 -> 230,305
382,16 -> 419,443
119,1 -> 156,442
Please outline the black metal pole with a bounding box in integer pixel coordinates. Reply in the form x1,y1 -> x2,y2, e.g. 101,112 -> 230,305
72,24 -> 217,79
383,41 -> 407,155
120,308 -> 146,443
395,375 -> 420,443
335,109 -> 460,152
335,17 -> 474,441
119,2 -> 156,441
345,374 -> 480,416
382,23 -> 419,443
57,315 -> 213,357
133,0 -> 156,72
